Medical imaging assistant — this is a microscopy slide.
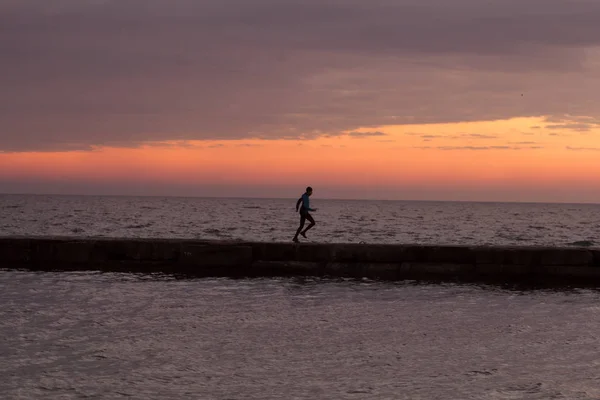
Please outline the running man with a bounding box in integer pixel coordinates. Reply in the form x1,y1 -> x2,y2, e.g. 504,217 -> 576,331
293,186 -> 317,242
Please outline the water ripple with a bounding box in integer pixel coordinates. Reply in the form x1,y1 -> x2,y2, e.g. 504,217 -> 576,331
0,195 -> 599,248
2,271 -> 600,398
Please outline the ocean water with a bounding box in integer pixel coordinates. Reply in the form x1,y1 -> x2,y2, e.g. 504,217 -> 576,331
1,194 -> 599,247
3,195 -> 600,399
2,271 -> 600,399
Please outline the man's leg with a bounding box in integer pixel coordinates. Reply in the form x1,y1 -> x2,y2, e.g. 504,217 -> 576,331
301,213 -> 315,237
293,214 -> 306,241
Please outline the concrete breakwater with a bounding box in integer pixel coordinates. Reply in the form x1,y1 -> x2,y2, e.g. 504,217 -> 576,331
1,237 -> 600,282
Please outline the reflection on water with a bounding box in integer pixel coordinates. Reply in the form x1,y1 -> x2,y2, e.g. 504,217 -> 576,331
2,270 -> 600,399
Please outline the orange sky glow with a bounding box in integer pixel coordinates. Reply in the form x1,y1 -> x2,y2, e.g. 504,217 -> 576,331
4,1 -> 600,203
2,116 -> 599,202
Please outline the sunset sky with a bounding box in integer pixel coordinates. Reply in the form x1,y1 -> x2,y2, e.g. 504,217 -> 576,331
2,0 -> 600,202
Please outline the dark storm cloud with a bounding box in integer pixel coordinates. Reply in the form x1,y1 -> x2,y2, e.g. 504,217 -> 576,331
2,0 -> 600,151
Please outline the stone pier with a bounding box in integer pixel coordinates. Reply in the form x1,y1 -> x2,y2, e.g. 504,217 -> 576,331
1,237 -> 599,282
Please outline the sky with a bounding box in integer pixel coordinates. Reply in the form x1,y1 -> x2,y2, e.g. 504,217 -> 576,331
1,0 -> 600,202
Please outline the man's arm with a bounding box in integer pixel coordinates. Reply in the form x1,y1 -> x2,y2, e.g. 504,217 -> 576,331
295,197 -> 302,212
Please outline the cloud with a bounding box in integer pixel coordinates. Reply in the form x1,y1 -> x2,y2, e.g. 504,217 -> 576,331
544,115 -> 600,123
416,145 -> 543,151
566,146 -> 600,151
3,0 -> 600,151
438,145 -> 513,151
444,133 -> 499,140
346,131 -> 387,138
545,123 -> 593,132
461,134 -> 498,139
543,115 -> 600,132
144,140 -> 202,149
417,133 -> 498,141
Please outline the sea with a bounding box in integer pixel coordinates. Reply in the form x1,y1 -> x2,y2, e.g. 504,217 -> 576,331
2,194 -> 600,399
1,194 -> 599,246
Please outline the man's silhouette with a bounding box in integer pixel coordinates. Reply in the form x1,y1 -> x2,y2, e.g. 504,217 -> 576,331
293,186 -> 317,242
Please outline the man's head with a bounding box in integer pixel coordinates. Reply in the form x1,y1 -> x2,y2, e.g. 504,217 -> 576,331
306,186 -> 313,196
